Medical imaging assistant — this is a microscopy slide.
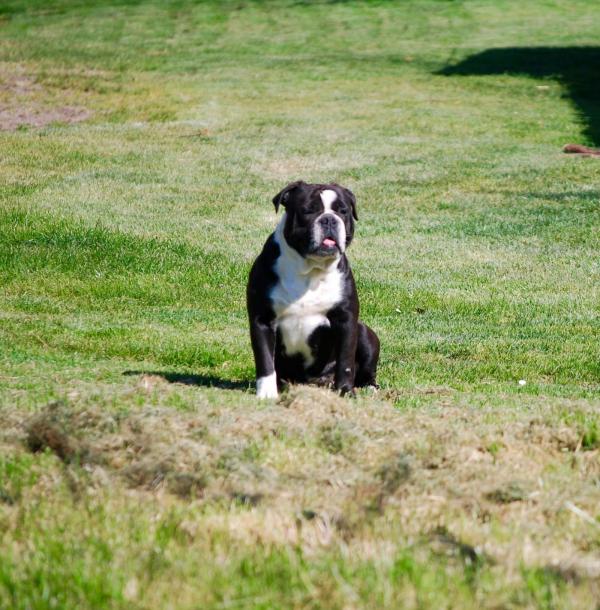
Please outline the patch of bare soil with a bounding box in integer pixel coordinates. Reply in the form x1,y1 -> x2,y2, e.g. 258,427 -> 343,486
13,385 -> 600,587
0,104 -> 91,131
0,72 -> 40,95
0,64 -> 91,130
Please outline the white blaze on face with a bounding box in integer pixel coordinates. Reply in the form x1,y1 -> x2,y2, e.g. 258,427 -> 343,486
320,189 -> 337,211
315,189 -> 346,252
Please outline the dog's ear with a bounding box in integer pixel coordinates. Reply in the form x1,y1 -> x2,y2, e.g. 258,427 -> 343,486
272,181 -> 305,213
343,186 -> 358,221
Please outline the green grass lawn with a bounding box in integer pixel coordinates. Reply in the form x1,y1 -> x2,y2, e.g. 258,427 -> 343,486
1,1 -> 599,608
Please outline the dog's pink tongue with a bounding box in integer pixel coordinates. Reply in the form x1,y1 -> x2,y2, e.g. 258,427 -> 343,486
323,238 -> 336,247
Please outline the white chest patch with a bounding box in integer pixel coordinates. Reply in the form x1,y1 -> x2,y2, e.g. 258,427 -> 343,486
271,217 -> 343,366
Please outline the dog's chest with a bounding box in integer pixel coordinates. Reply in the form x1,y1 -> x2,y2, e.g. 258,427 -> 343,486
270,266 -> 343,365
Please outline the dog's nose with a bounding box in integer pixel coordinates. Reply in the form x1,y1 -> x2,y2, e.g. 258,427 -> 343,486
319,214 -> 336,229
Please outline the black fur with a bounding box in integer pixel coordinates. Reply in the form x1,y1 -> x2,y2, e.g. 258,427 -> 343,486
247,182 -> 379,396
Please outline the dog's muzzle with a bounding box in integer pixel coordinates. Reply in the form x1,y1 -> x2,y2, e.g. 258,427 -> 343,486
311,213 -> 345,256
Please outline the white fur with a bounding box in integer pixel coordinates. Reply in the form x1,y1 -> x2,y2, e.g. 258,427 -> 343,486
270,215 -> 343,367
256,372 -> 278,399
314,190 -> 346,253
320,189 -> 337,211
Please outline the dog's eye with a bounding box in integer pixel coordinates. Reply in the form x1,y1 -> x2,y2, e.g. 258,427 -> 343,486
338,205 -> 348,215
302,205 -> 317,214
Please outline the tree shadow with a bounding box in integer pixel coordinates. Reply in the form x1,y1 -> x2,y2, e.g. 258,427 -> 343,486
437,47 -> 600,146
123,370 -> 251,391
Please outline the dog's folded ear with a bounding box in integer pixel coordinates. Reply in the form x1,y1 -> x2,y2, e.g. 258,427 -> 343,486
347,188 -> 358,221
341,186 -> 358,221
272,180 -> 305,213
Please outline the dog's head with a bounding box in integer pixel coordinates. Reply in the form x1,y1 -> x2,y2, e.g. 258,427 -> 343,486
272,181 -> 358,259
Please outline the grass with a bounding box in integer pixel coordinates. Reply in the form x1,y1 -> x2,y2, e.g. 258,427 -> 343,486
1,0 -> 599,607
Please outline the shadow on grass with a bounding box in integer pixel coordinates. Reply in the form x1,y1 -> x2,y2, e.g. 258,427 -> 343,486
123,370 -> 250,391
438,47 -> 600,146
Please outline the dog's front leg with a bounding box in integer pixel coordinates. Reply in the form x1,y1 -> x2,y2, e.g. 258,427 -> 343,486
249,316 -> 278,399
330,309 -> 358,396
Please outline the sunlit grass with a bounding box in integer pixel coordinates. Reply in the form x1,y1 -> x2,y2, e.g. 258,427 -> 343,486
1,1 -> 599,608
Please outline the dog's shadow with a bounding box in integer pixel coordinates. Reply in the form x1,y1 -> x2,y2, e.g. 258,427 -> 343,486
123,370 -> 250,391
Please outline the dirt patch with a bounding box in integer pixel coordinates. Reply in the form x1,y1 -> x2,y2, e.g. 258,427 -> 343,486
0,72 -> 41,95
0,64 -> 91,130
0,104 -> 91,131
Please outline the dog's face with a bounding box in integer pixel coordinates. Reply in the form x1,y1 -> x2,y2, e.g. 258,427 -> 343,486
272,181 -> 358,259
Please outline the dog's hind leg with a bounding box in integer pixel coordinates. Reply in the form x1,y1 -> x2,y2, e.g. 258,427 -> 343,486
354,322 -> 380,388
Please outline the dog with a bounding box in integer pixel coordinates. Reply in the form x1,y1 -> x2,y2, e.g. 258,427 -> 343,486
247,181 -> 380,399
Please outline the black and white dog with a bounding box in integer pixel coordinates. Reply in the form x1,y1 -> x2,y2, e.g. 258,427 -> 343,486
247,181 -> 379,399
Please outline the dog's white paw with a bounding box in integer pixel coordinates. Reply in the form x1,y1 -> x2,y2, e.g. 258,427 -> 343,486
256,373 -> 278,399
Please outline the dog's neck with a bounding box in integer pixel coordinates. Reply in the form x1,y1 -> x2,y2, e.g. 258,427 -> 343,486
274,213 -> 340,277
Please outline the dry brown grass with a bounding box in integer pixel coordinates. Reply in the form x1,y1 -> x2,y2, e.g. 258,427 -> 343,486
11,382 -> 599,592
